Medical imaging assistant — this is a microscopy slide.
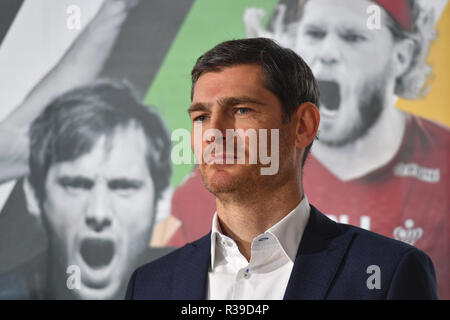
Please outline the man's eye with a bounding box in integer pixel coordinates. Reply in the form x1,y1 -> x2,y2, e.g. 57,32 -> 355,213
193,115 -> 208,122
109,180 -> 142,197
235,108 -> 251,115
60,180 -> 93,190
305,28 -> 326,40
341,33 -> 366,43
109,181 -> 141,191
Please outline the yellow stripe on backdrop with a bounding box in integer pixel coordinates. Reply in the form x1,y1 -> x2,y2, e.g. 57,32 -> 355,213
396,4 -> 450,127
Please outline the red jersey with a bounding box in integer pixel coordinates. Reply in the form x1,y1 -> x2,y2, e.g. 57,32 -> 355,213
166,169 -> 216,247
167,116 -> 449,298
304,116 -> 449,299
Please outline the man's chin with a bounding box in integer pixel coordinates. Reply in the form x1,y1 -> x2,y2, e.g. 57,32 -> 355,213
318,110 -> 383,147
77,262 -> 125,299
70,245 -> 125,299
317,125 -> 355,147
201,164 -> 261,198
205,173 -> 238,195
206,183 -> 238,195
317,129 -> 361,148
200,165 -> 241,194
72,281 -> 123,300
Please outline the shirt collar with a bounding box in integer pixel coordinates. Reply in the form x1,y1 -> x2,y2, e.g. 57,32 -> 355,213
210,212 -> 224,270
266,195 -> 310,262
210,195 -> 310,270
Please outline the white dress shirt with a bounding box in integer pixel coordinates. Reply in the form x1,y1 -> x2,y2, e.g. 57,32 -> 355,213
206,196 -> 310,300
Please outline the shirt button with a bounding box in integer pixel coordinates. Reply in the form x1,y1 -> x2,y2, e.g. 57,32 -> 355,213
243,269 -> 250,279
221,239 -> 227,246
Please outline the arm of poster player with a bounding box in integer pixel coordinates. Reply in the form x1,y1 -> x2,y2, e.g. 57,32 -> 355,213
0,0 -> 139,184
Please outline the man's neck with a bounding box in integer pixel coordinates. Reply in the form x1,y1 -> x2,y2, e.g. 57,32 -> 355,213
215,178 -> 303,261
312,103 -> 408,181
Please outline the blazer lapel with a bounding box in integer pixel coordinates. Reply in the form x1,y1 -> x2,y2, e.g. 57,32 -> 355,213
283,205 -> 355,300
170,233 -> 211,300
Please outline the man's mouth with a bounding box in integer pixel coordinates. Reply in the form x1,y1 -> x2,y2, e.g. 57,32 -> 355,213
80,238 -> 115,269
318,80 -> 341,117
205,153 -> 238,164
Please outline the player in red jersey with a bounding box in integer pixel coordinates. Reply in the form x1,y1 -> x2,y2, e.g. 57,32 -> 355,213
304,115 -> 449,299
162,0 -> 449,298
292,0 -> 449,299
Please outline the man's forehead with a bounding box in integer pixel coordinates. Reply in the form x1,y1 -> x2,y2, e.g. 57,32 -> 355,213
302,0 -> 389,29
49,125 -> 151,180
195,64 -> 264,86
192,65 -> 268,101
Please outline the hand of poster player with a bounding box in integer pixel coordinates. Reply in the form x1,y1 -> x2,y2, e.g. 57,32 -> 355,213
93,0 -> 140,28
0,0 -> 139,184
103,0 -> 140,13
243,5 -> 292,48
243,7 -> 271,39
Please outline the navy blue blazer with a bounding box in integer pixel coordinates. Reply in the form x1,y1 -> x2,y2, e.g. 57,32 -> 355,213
125,205 -> 437,299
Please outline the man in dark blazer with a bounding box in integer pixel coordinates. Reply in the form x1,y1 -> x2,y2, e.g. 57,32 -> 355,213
125,38 -> 437,300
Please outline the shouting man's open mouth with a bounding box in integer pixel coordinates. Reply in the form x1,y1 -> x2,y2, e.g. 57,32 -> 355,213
317,80 -> 341,118
80,238 -> 115,270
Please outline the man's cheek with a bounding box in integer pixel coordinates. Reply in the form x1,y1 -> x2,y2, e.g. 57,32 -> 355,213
300,49 -> 315,67
294,37 -> 315,63
191,123 -> 206,164
42,197 -> 83,235
113,195 -> 153,230
116,202 -> 154,255
42,202 -> 80,265
45,183 -> 90,222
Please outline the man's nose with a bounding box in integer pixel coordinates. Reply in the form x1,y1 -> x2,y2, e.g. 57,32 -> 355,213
85,184 -> 112,233
318,34 -> 340,66
207,113 -> 230,143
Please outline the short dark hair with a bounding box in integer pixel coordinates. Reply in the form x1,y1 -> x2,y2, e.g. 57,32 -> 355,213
29,79 -> 171,207
191,37 -> 320,167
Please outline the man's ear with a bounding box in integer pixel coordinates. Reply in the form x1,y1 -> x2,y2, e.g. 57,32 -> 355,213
393,38 -> 415,78
23,178 -> 41,218
293,102 -> 320,149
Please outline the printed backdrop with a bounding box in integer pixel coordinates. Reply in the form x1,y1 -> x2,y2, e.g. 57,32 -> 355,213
0,0 -> 448,299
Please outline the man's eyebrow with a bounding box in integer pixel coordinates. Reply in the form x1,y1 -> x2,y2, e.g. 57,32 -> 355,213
188,102 -> 211,114
218,96 -> 266,108
57,175 -> 93,183
188,96 -> 265,114
339,24 -> 371,35
303,22 -> 324,29
57,176 -> 94,188
108,178 -> 144,188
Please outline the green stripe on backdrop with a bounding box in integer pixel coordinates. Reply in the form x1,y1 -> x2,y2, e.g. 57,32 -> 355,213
144,0 -> 279,187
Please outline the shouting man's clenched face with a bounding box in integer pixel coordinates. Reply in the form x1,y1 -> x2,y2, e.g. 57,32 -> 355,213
295,0 -> 399,146
40,125 -> 155,299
